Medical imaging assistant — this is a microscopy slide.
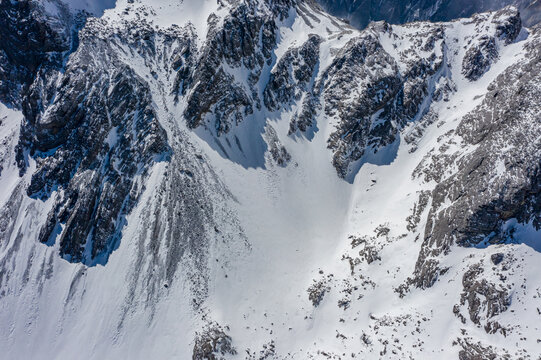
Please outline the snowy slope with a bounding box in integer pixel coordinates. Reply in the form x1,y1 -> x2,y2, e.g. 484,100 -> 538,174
0,1 -> 540,359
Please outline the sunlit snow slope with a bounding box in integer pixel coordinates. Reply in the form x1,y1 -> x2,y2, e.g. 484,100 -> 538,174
0,0 -> 540,359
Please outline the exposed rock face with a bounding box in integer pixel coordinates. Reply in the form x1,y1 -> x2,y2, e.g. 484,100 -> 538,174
462,36 -> 499,81
462,8 -> 522,81
264,125 -> 291,166
412,23 -> 541,289
0,0 -> 74,107
288,93 -> 319,135
0,1 -> 540,358
458,263 -> 511,334
193,323 -> 237,360
0,0 -> 301,265
14,17 -> 170,264
307,273 -> 333,306
264,34 -> 322,112
183,2 -> 288,135
319,21 -> 446,179
457,338 -> 509,360
321,31 -> 402,178
494,6 -> 523,44
263,34 -> 322,136
316,0 -> 540,29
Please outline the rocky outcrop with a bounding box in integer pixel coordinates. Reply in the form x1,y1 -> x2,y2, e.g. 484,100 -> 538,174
1,0 -> 301,266
288,93 -> 320,135
320,31 -> 401,178
458,263 -> 511,334
462,35 -> 499,81
462,8 -> 522,81
317,0 -> 540,29
183,2 -> 284,135
193,323 -> 237,360
0,0 -> 72,107
21,19 -> 170,264
307,273 -> 333,306
494,6 -> 523,44
264,34 -> 322,112
264,125 -> 291,166
456,338 -> 510,360
320,21 -> 446,179
412,24 -> 541,289
2,11 -> 171,265
263,34 -> 322,136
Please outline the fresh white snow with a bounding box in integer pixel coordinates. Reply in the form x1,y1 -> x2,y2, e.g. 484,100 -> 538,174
0,1 -> 540,359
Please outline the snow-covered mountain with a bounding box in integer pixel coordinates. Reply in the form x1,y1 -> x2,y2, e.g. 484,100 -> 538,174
317,0 -> 541,28
0,0 -> 540,358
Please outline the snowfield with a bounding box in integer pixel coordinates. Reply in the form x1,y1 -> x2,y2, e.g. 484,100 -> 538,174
0,0 -> 540,359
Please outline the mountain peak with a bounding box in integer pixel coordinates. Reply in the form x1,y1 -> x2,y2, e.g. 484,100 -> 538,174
317,0 -> 541,28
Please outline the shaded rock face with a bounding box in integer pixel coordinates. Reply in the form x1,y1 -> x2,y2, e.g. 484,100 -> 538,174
318,22 -> 446,179
462,8 -> 522,81
494,6 -> 523,43
277,8 -> 521,180
193,323 -> 237,360
320,32 -> 402,179
316,0 -> 540,29
263,34 -> 322,135
16,18 -> 170,265
411,24 -> 541,289
120,4 -> 525,187
462,35 -> 499,81
0,0 -> 72,107
264,34 -> 322,112
183,2 -> 288,135
0,0 -> 301,266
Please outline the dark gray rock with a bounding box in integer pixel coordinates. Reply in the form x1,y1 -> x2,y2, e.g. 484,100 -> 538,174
307,274 -> 332,307
494,6 -> 523,44
289,93 -> 320,135
457,338 -> 509,360
12,16 -> 170,265
462,36 -> 498,81
263,34 -> 323,136
406,191 -> 431,232
320,31 -> 401,179
193,323 -> 237,360
491,253 -> 505,265
316,0 -> 540,29
264,125 -> 291,167
459,263 -> 511,334
462,8 -> 522,81
0,0 -> 72,107
320,22 -> 445,179
183,2 -> 282,135
411,24 -> 541,289
264,34 -> 322,112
